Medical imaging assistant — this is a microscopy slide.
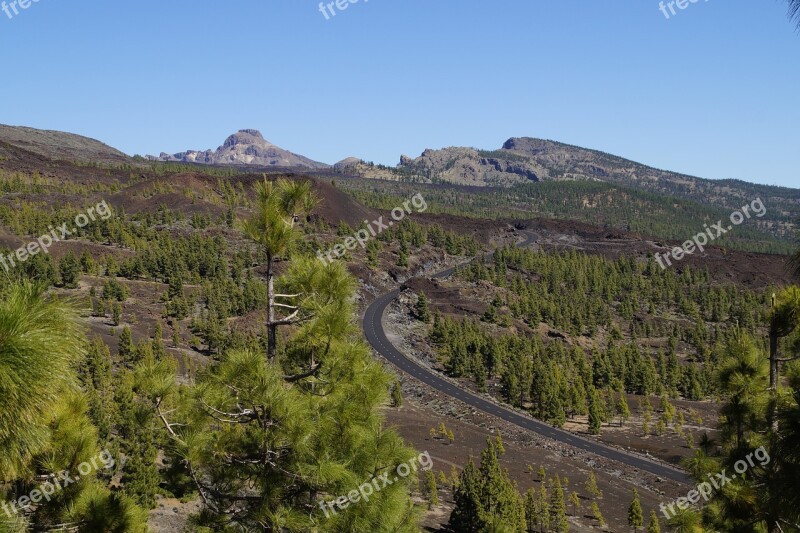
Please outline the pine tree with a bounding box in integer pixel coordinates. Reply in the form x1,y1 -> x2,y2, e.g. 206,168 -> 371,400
152,321 -> 166,361
450,465 -> 460,490
391,381 -> 403,407
111,301 -> 122,326
628,488 -> 644,532
550,476 -> 569,532
524,488 -> 537,533
397,238 -> 409,267
536,483 -> 550,533
416,291 -> 431,323
588,387 -> 603,435
617,389 -> 631,427
0,283 -> 147,530
80,337 -> 116,443
569,491 -> 580,517
171,323 -> 181,347
424,470 -> 439,508
479,437 -> 526,530
366,238 -> 381,267
660,395 -> 675,424
450,439 -> 525,532
242,177 -> 317,361
591,501 -> 606,527
585,471 -> 602,498
647,510 -> 661,533
58,251 -> 81,288
700,330 -> 800,532
117,367 -> 161,509
450,457 -> 483,531
136,187 -> 421,530
118,325 -> 135,366
666,508 -> 702,532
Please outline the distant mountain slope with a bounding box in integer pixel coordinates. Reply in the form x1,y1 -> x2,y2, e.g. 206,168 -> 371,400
499,137 -> 799,212
0,124 -> 131,165
1,124 -> 794,238
342,137 -> 798,232
152,129 -> 329,169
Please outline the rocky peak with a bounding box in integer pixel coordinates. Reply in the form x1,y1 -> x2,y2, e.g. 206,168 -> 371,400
334,157 -> 362,170
223,129 -> 270,149
502,137 -> 552,154
153,130 -> 328,169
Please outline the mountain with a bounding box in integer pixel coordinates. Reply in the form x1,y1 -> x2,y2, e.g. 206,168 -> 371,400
396,145 -> 542,186
388,136 -> 793,196
0,124 -> 131,165
2,124 -> 795,235
340,137 -> 798,231
152,129 -> 329,169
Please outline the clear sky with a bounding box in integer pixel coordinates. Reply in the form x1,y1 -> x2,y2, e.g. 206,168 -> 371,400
0,0 -> 798,187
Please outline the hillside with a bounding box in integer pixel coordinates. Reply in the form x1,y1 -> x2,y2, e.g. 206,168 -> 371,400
353,138 -> 799,221
0,127 -> 797,532
338,138 -> 799,244
0,124 -> 131,165
1,124 -> 795,253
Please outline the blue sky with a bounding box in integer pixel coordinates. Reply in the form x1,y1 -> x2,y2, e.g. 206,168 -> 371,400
0,0 -> 798,187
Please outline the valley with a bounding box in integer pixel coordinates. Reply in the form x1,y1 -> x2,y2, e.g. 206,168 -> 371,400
0,124 -> 797,532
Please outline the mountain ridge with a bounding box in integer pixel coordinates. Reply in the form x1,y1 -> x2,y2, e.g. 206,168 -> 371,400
0,125 -> 795,225
0,124 -> 131,165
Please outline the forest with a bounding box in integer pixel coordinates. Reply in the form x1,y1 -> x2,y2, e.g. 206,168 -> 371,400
340,178 -> 795,255
0,173 -> 798,532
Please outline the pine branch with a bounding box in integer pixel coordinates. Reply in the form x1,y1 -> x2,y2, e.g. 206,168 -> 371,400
200,399 -> 257,423
155,398 -> 220,514
156,398 -> 185,444
284,362 -> 324,383
273,309 -> 301,325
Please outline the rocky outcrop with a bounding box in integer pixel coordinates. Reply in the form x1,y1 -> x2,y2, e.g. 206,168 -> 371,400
394,146 -> 543,186
154,130 -> 328,169
479,157 -> 539,182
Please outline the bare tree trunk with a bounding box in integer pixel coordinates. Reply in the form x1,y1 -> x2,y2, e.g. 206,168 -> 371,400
267,254 -> 277,362
769,292 -> 781,433
770,330 -> 779,391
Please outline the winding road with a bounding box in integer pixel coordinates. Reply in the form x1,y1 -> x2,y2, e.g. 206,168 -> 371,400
362,232 -> 691,485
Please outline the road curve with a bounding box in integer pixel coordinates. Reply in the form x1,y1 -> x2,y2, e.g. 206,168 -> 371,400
363,232 -> 691,485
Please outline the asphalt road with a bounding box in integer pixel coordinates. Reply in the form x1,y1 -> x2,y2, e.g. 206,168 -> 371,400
362,232 -> 691,485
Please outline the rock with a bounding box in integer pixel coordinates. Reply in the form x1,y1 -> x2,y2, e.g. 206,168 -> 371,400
151,129 -> 328,169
